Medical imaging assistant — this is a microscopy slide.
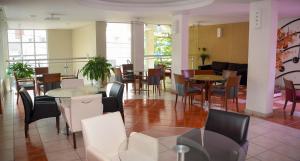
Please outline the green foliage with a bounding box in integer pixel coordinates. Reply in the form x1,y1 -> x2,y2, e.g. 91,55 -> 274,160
81,57 -> 112,82
154,59 -> 171,68
154,36 -> 172,56
7,62 -> 34,78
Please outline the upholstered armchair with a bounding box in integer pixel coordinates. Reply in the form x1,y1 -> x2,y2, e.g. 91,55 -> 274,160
205,109 -> 250,153
283,78 -> 300,115
60,94 -> 103,149
81,112 -> 127,161
19,88 -> 60,138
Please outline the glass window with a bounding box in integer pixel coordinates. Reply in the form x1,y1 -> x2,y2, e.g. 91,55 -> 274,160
106,23 -> 131,67
8,30 -> 48,67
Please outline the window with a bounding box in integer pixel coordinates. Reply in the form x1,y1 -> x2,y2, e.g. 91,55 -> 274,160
8,30 -> 48,67
144,24 -> 172,69
106,23 -> 131,67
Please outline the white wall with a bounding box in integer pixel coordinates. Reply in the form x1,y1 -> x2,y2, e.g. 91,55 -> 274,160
47,29 -> 73,74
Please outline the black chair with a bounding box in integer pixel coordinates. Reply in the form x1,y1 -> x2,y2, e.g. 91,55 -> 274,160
19,88 -> 61,138
205,109 -> 250,151
100,81 -> 125,121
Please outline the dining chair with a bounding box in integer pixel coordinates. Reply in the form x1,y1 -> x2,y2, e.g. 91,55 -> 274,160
209,76 -> 241,111
61,94 -> 103,149
40,73 -> 61,95
140,68 -> 161,96
81,112 -> 127,161
206,109 -> 250,153
122,63 -> 134,80
155,64 -> 166,91
100,81 -> 125,121
61,79 -> 84,89
35,67 -> 49,94
173,74 -> 203,107
19,88 -> 61,138
114,67 -> 136,93
14,72 -> 36,104
283,78 -> 300,115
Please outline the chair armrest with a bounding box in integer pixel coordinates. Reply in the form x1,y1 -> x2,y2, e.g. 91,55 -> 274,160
96,91 -> 107,97
86,146 -> 111,161
102,97 -> 119,112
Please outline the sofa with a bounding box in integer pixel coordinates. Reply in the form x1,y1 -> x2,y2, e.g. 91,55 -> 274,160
199,61 -> 248,85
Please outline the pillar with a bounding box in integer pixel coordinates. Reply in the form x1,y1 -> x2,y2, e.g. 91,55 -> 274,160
246,0 -> 278,116
95,21 -> 107,58
171,13 -> 189,89
131,21 -> 144,70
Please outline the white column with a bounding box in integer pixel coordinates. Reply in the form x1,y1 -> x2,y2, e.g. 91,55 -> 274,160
0,20 -> 8,78
95,21 -> 107,58
131,21 -> 144,70
246,0 -> 278,117
171,13 -> 189,89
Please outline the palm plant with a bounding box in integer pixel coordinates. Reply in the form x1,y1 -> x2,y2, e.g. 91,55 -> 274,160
81,57 -> 112,84
7,62 -> 34,78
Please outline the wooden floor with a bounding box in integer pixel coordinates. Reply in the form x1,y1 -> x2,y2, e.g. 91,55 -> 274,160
0,83 -> 300,161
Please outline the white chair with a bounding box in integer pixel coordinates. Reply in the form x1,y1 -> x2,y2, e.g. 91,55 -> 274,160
124,132 -> 159,161
81,112 -> 159,161
61,94 -> 103,149
61,79 -> 84,89
81,112 -> 127,161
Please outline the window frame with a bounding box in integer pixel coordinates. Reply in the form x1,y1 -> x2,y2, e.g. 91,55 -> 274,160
7,29 -> 48,67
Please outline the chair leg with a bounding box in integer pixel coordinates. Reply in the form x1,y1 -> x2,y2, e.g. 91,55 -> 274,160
235,97 -> 239,112
158,85 -> 161,96
163,79 -> 166,91
175,94 -> 178,107
66,123 -> 69,136
73,133 -> 77,149
184,96 -> 187,105
290,102 -> 296,116
120,110 -> 125,123
283,100 -> 288,110
125,83 -> 128,93
25,123 -> 29,138
56,116 -> 60,134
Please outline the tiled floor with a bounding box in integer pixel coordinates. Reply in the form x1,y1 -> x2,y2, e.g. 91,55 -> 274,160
1,81 -> 300,161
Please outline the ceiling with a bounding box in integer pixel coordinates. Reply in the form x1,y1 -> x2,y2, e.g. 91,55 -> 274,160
0,0 -> 300,29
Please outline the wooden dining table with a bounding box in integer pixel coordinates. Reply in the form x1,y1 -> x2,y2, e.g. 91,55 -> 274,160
190,75 -> 224,102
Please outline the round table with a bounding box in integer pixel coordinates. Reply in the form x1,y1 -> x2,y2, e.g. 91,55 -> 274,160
190,75 -> 224,101
45,86 -> 102,98
119,128 -> 246,161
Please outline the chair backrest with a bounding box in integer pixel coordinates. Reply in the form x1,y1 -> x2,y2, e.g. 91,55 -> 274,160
128,132 -> 159,160
69,94 -> 103,132
225,76 -> 241,98
35,67 -> 49,75
109,81 -> 124,108
181,69 -> 194,79
19,88 -> 33,123
61,79 -> 84,89
81,112 -> 127,158
205,109 -> 250,145
174,74 -> 187,96
43,73 -> 61,93
155,64 -> 166,79
114,67 -> 123,82
283,78 -> 296,101
147,68 -> 161,85
222,70 -> 237,80
122,64 -> 134,80
195,70 -> 215,75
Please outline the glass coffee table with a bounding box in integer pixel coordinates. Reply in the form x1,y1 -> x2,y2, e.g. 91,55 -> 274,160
119,127 -> 246,161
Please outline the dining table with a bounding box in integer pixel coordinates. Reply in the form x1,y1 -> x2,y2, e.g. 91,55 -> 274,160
118,128 -> 246,161
45,86 -> 103,98
190,75 -> 224,102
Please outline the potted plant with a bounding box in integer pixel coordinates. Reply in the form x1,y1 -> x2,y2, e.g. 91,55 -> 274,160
199,48 -> 210,65
7,62 -> 34,79
81,56 -> 112,86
